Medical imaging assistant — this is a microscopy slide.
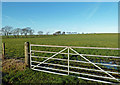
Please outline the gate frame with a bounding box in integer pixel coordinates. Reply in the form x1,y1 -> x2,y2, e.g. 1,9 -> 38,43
29,44 -> 120,84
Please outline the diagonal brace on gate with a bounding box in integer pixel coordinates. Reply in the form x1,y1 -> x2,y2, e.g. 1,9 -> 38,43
32,47 -> 68,69
69,47 -> 120,82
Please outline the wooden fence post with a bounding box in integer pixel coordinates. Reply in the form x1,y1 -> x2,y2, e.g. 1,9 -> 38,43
2,43 -> 5,60
25,42 -> 30,67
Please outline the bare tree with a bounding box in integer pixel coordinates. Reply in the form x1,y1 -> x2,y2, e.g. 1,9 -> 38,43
21,28 -> 27,36
11,28 -> 21,36
38,31 -> 43,35
11,29 -> 17,37
21,27 -> 34,36
20,29 -> 24,35
2,26 -> 13,36
29,29 -> 34,35
22,27 -> 30,36
1,27 -> 6,36
16,28 -> 21,35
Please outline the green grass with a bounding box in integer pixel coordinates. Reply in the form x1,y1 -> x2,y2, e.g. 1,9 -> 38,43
2,59 -> 104,84
3,68 -> 105,85
2,33 -> 120,84
2,33 -> 118,58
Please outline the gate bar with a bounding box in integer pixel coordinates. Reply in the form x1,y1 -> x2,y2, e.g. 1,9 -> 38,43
30,44 -> 119,50
31,65 -> 119,80
31,61 -> 120,74
68,47 -> 69,75
70,47 -> 119,82
31,50 -> 120,58
31,56 -> 120,67
31,68 -> 116,84
32,47 -> 68,69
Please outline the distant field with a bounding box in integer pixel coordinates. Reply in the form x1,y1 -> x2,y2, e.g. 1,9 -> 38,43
2,33 -> 118,58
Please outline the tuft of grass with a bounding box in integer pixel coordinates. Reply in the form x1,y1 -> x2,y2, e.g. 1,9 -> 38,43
2,59 -> 26,73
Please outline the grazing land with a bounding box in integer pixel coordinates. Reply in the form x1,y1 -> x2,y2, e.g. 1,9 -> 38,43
2,33 -> 118,58
2,33 -> 120,84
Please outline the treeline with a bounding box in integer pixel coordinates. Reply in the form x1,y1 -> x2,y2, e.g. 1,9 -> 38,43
1,26 -> 79,36
1,26 -> 101,37
1,26 -> 34,37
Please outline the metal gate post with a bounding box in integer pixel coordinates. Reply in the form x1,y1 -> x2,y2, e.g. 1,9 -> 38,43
68,47 -> 69,75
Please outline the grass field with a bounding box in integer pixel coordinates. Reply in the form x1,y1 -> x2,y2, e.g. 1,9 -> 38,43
2,33 -> 120,84
2,33 -> 118,58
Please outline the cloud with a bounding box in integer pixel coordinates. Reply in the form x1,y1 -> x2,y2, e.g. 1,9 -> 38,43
86,4 -> 101,20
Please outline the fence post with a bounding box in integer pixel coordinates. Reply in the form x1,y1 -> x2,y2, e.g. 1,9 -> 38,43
68,47 -> 69,75
2,43 -> 5,60
25,42 -> 30,68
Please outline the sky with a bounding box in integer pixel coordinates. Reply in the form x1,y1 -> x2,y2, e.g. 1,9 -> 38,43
1,0 -> 120,2
2,2 -> 118,34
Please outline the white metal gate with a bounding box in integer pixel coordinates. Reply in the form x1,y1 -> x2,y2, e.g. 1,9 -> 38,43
30,44 -> 120,84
